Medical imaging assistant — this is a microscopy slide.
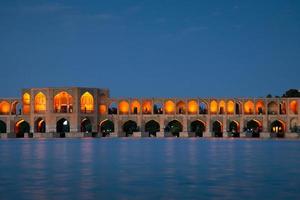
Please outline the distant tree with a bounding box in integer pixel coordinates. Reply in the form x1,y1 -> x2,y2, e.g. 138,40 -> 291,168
282,89 -> 300,98
266,94 -> 272,98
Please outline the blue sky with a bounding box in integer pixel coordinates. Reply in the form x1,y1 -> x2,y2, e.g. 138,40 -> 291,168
0,0 -> 299,98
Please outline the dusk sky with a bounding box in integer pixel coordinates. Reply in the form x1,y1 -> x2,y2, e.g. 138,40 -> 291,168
0,0 -> 299,98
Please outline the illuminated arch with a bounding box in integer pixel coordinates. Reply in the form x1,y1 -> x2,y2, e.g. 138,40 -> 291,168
119,100 -> 129,114
289,100 -> 298,115
246,119 -> 262,137
15,119 -> 30,137
176,101 -> 186,114
23,93 -> 31,114
280,101 -> 286,114
210,100 -> 218,114
219,100 -> 226,114
227,100 -> 235,115
80,92 -> 94,113
270,120 -> 285,137
142,100 -> 152,114
228,120 -> 240,137
164,100 -> 175,114
99,119 -> 114,136
11,101 -> 19,115
0,101 -> 10,115
35,118 -> 46,133
130,100 -> 141,114
54,91 -> 73,113
34,92 -> 46,113
235,101 -> 242,114
255,100 -> 265,115
268,101 -> 278,115
99,104 -> 107,115
244,100 -> 254,114
187,100 -> 198,114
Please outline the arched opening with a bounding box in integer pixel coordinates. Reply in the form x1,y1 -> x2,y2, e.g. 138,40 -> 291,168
80,92 -> 94,113
279,101 -> 286,114
219,100 -> 226,114
35,118 -> 46,133
99,104 -> 107,115
244,100 -> 254,115
145,120 -> 160,137
22,93 -> 31,115
188,100 -> 198,114
246,120 -> 262,137
54,92 -> 73,113
142,100 -> 152,114
270,120 -> 285,138
99,120 -> 114,137
199,102 -> 208,114
227,100 -> 235,115
0,120 -> 7,133
108,102 -> 118,114
164,100 -> 175,114
15,120 -> 30,137
119,100 -> 129,115
0,101 -> 10,115
190,120 -> 205,137
153,102 -> 163,114
212,121 -> 222,137
130,100 -> 141,114
56,118 -> 70,133
255,100 -> 265,115
34,92 -> 46,113
289,100 -> 298,115
165,120 -> 183,137
268,101 -> 278,115
228,121 -> 240,137
11,101 -> 19,115
210,100 -> 218,114
81,118 -> 92,133
176,101 -> 186,114
290,118 -> 298,132
122,120 -> 138,137
235,102 -> 242,114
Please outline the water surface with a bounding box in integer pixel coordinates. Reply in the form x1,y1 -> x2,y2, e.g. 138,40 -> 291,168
0,138 -> 300,200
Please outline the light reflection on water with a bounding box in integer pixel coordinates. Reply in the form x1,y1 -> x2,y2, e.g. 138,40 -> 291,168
0,138 -> 300,200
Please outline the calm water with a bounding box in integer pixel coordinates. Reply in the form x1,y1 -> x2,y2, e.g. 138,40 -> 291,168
0,138 -> 300,200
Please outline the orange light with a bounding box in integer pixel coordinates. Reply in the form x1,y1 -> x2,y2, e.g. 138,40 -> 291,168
130,100 -> 141,114
80,92 -> 94,113
0,101 -> 10,114
119,100 -> 129,114
210,100 -> 218,114
23,93 -> 30,114
188,100 -> 198,114
165,100 -> 175,114
244,100 -> 254,114
54,92 -> 73,112
290,100 -> 298,114
176,101 -> 186,114
227,100 -> 234,114
219,100 -> 226,114
34,92 -> 46,112
255,100 -> 265,114
142,100 -> 152,114
99,104 -> 107,114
